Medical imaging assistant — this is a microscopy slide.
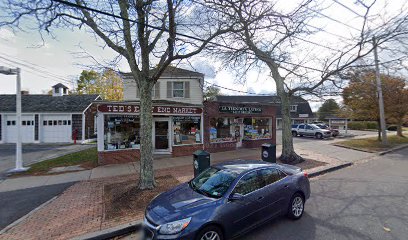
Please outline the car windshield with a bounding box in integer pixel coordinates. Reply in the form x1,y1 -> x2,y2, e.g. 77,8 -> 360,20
190,167 -> 239,198
309,124 -> 320,129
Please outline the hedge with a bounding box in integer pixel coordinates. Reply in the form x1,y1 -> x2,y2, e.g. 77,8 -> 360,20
348,121 -> 378,130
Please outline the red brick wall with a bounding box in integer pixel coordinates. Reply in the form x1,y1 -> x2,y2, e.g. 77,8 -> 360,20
98,149 -> 140,165
242,139 -> 275,148
172,144 -> 204,157
203,101 -> 277,151
205,142 -> 237,153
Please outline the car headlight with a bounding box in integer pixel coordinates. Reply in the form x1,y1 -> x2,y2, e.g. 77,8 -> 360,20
159,217 -> 191,235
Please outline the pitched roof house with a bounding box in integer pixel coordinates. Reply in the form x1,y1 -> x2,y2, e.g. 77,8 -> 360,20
0,84 -> 101,144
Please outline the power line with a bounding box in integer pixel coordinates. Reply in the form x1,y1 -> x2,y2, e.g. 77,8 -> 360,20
332,0 -> 365,18
51,0 -> 360,74
307,6 -> 362,32
0,56 -> 73,84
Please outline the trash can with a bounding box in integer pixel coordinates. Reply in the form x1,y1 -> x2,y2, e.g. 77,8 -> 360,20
193,150 -> 211,177
261,143 -> 276,163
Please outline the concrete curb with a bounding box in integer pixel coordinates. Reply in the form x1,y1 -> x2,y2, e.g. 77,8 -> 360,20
308,162 -> 353,178
332,144 -> 377,153
71,162 -> 354,240
73,220 -> 142,240
0,196 -> 58,234
378,143 -> 408,155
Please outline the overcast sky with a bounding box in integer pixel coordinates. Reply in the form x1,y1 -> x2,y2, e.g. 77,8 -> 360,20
0,0 -> 406,111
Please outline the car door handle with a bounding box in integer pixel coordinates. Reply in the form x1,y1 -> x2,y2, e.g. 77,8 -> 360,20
258,196 -> 264,200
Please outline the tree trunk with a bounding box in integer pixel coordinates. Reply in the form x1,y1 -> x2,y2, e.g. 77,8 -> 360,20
269,64 -> 303,164
397,119 -> 404,137
278,91 -> 304,164
377,119 -> 382,141
138,80 -> 155,189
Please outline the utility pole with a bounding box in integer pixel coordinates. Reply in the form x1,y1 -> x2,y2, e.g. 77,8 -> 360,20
0,66 -> 27,172
373,36 -> 388,145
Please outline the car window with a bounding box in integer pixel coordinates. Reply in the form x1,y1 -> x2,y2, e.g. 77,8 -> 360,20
305,125 -> 313,130
258,168 -> 285,186
191,167 -> 239,198
233,171 -> 263,195
298,125 -> 305,129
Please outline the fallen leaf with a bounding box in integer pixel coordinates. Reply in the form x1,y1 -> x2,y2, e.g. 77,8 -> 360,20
383,227 -> 391,232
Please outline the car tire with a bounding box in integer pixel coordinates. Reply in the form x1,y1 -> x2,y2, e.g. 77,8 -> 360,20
292,131 -> 297,137
196,225 -> 224,240
287,193 -> 305,220
315,133 -> 323,139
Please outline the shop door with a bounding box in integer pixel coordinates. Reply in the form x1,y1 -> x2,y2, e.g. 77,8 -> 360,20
154,120 -> 170,152
235,124 -> 244,148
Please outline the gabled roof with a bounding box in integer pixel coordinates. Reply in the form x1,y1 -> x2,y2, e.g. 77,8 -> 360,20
214,95 -> 313,118
0,94 -> 100,113
121,66 -> 204,79
52,83 -> 69,89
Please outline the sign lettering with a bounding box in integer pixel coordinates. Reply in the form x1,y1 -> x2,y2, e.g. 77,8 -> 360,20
219,106 -> 262,114
98,104 -> 202,114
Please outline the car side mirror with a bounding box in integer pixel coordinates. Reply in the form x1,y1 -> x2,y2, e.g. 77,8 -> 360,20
229,193 -> 244,201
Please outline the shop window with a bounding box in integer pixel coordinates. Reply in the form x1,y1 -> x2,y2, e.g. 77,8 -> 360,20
7,121 -> 16,126
173,82 -> 185,98
43,121 -> 47,126
22,121 -> 26,126
53,120 -> 57,125
63,120 -> 67,125
243,118 -> 271,140
209,117 -> 234,143
104,115 -> 140,150
68,120 -> 71,125
48,120 -> 53,126
173,116 -> 201,145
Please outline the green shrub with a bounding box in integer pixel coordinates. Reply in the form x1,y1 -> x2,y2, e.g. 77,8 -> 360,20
348,121 -> 378,130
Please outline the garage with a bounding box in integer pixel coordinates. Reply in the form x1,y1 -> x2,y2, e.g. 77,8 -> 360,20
4,114 -> 35,143
41,114 -> 72,143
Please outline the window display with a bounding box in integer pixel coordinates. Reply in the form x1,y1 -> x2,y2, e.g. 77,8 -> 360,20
209,117 -> 235,142
104,115 -> 140,150
173,116 -> 201,145
243,118 -> 271,140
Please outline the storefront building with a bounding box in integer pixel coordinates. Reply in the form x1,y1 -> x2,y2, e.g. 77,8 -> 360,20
203,101 -> 276,153
96,100 -> 204,165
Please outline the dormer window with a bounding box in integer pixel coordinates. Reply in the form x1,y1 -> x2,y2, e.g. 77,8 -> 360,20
55,88 -> 60,94
290,105 -> 297,112
52,83 -> 69,96
63,88 -> 67,94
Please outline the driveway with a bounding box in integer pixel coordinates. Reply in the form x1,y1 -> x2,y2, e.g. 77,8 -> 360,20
0,144 -> 94,175
236,148 -> 408,240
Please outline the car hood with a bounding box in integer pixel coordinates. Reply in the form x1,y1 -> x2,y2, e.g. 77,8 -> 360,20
146,183 -> 216,224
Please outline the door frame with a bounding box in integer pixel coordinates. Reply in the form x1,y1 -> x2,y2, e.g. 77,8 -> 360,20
152,117 -> 171,154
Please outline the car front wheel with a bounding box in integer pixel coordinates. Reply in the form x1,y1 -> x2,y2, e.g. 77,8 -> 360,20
287,193 -> 304,220
315,133 -> 323,139
292,131 -> 297,137
196,225 -> 223,240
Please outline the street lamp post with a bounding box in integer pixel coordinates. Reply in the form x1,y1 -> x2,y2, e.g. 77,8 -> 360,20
0,66 -> 28,172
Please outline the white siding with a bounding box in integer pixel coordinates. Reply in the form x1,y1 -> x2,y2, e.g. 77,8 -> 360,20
123,77 -> 204,105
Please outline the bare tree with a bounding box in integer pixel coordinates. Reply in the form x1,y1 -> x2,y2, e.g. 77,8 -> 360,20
203,0 -> 408,163
1,0 -> 235,189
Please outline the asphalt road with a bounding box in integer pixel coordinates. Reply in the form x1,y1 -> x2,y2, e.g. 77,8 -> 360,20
235,148 -> 408,240
0,182 -> 75,230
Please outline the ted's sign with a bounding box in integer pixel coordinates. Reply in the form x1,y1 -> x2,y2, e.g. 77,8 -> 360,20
98,104 -> 202,114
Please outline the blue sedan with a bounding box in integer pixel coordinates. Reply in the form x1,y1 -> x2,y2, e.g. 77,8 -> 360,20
143,160 -> 311,240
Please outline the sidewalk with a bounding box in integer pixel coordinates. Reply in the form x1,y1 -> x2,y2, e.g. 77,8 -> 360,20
0,147 -> 355,240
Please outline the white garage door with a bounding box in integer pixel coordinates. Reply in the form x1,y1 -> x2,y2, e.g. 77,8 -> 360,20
41,115 -> 72,143
5,115 -> 35,143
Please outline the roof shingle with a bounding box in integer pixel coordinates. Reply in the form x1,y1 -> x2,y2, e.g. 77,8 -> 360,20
0,94 -> 100,113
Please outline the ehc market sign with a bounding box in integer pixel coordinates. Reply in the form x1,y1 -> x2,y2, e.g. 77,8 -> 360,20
219,106 -> 262,114
98,104 -> 202,114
